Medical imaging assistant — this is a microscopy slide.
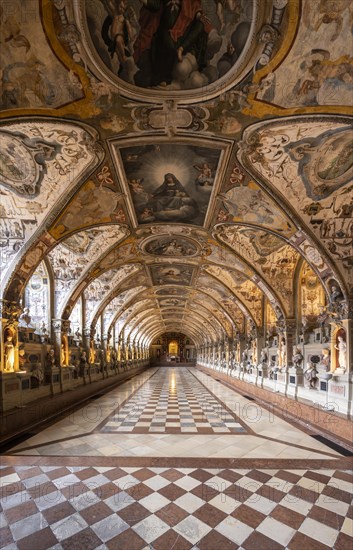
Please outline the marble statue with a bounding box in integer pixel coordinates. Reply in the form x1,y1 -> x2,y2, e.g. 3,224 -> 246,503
318,348 -> 330,371
31,363 -> 44,385
4,335 -> 15,372
292,347 -> 303,368
45,348 -> 56,370
260,349 -> 268,364
335,335 -> 347,371
304,362 -> 318,389
18,307 -> 32,328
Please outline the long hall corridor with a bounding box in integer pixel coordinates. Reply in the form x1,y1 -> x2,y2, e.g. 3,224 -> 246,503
1,367 -> 352,549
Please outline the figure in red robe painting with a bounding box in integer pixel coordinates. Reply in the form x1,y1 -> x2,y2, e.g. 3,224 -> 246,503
133,0 -> 211,87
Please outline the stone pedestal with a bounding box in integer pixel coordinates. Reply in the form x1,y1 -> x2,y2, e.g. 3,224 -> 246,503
276,369 -> 288,395
327,373 -> 350,415
248,366 -> 259,386
0,372 -> 28,411
45,367 -> 61,394
286,367 -> 304,398
257,365 -> 268,388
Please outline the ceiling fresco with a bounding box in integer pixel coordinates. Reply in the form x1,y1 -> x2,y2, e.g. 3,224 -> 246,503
0,0 -> 352,347
114,140 -> 226,226
0,1 -> 84,111
256,1 -> 353,109
72,0 -> 284,101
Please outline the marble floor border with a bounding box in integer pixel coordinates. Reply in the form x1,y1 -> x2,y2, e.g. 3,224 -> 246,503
0,455 -> 352,469
197,367 -> 353,454
186,368 -> 252,434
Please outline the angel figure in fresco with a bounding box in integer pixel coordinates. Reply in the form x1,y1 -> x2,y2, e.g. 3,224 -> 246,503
304,0 -> 353,42
214,0 -> 242,32
100,0 -> 135,67
194,162 -> 214,187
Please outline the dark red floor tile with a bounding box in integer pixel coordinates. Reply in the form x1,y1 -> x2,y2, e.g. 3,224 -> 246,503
288,531 -> 331,549
79,501 -> 113,525
198,529 -> 239,549
308,504 -> 345,530
117,502 -> 151,526
158,482 -> 186,501
61,526 -> 102,550
271,504 -> 305,530
4,500 -> 38,525
231,503 -> 266,528
17,527 -> 58,550
242,530 -> 284,549
152,528 -> 192,550
155,502 -> 189,527
193,503 -> 227,528
106,527 -> 146,549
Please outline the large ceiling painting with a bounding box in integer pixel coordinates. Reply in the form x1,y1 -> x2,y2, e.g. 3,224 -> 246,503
115,142 -> 224,226
150,265 -> 194,286
84,0 -> 260,93
142,235 -> 199,257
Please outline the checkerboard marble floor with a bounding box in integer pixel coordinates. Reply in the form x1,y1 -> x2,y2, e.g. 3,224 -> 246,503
7,368 -> 344,459
1,366 -> 352,548
0,462 -> 352,549
99,368 -> 247,434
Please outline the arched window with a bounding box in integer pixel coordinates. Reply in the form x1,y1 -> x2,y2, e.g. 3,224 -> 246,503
69,297 -> 82,335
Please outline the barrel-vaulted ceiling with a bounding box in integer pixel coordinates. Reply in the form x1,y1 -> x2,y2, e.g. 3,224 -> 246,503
1,0 -> 352,346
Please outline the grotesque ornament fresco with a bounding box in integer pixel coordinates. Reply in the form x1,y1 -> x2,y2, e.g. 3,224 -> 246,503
0,1 -> 83,110
256,0 -> 353,108
239,116 -> 353,286
219,180 -> 295,236
287,127 -> 353,200
0,120 -> 102,290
